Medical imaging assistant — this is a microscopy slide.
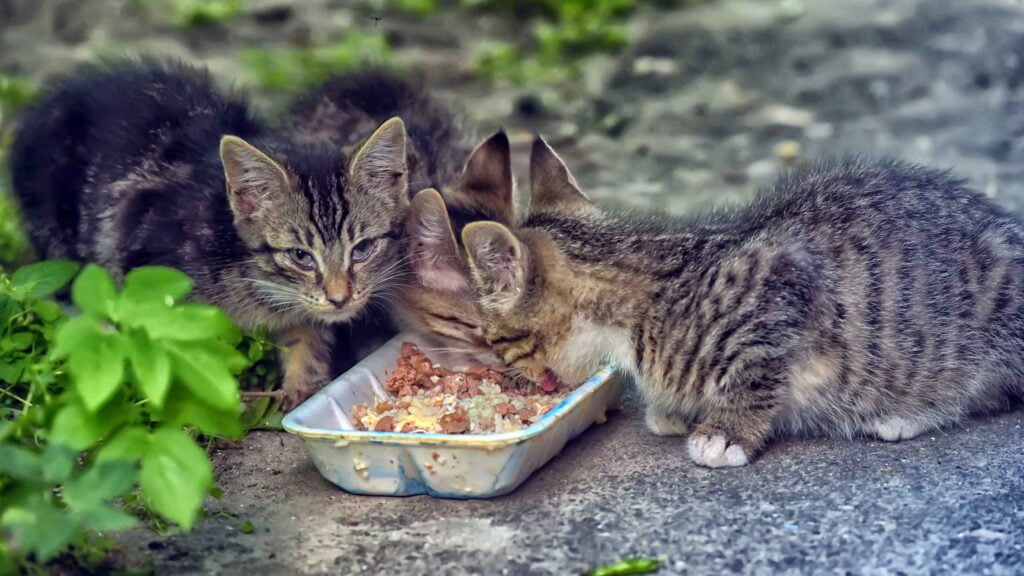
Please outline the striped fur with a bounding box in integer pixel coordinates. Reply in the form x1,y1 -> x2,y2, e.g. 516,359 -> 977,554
9,61 -> 424,408
391,132 -> 516,365
462,138 -> 1024,467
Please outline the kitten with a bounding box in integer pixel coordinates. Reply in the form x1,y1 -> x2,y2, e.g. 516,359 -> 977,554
283,70 -> 476,371
10,60 -> 409,408
461,137 -> 1024,467
287,70 -> 466,197
397,131 -> 516,365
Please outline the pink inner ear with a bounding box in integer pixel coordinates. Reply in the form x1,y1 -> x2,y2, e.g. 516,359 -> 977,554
409,237 -> 468,292
416,266 -> 468,292
234,187 -> 262,218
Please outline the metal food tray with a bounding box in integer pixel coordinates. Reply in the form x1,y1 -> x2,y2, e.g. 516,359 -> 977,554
282,332 -> 623,499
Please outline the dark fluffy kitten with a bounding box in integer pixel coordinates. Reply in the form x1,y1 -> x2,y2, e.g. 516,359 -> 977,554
462,138 -> 1024,467
287,70 -> 467,196
10,60 -> 410,408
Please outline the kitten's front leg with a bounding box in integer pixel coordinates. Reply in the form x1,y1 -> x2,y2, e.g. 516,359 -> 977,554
687,356 -> 788,468
278,324 -> 336,411
645,405 -> 690,436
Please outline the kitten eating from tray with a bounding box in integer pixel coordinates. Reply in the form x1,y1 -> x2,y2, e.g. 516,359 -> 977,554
448,137 -> 1024,468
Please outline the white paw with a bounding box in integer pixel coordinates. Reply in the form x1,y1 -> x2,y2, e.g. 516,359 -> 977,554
687,434 -> 749,468
871,417 -> 927,442
645,409 -> 690,436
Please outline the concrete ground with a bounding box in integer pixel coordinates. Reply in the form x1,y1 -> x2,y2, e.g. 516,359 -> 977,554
116,395 -> 1024,575
3,0 -> 1024,573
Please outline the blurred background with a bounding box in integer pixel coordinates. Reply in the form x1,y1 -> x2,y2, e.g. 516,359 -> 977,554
3,0 -> 1024,262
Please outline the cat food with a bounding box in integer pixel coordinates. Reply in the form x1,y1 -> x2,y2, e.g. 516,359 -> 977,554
352,342 -> 570,434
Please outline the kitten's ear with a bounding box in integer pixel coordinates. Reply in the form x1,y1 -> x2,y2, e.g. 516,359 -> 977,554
350,117 -> 408,199
529,136 -> 590,211
458,131 -> 515,224
220,136 -> 290,220
407,188 -> 466,292
462,221 -> 526,308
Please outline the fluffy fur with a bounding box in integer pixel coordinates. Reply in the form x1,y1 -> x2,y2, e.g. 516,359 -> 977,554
393,131 -> 517,365
461,137 -> 1024,467
10,60 -> 416,408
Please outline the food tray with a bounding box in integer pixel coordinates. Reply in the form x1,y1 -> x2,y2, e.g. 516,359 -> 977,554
282,332 -> 623,499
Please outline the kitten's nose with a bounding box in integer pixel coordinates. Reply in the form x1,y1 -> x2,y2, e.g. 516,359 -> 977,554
324,275 -> 350,309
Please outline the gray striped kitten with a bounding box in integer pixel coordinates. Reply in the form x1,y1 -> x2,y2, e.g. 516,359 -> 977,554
460,138 -> 1024,468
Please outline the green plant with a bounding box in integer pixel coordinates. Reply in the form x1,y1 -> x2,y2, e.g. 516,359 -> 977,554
0,262 -> 249,570
132,0 -> 245,29
242,31 -> 393,94
0,75 -> 38,129
0,136 -> 31,271
466,0 -> 710,85
586,556 -> 661,576
172,0 -> 245,28
0,76 -> 35,271
238,327 -> 284,431
356,0 -> 438,16
473,0 -> 635,84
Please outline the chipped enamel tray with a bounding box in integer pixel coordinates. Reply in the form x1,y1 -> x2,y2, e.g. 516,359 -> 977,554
283,332 -> 623,499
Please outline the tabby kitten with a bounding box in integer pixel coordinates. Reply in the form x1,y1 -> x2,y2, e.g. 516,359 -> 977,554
285,71 -> 494,367
461,137 -> 1024,467
10,61 -> 410,408
397,131 -> 517,364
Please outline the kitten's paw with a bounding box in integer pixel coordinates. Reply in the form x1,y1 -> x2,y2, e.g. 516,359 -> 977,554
870,417 -> 927,442
281,380 -> 316,412
645,408 -> 690,436
687,431 -> 750,468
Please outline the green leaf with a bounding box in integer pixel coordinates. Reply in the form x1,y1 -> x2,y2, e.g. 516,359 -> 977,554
5,331 -> 33,351
241,396 -> 271,430
41,443 -> 76,483
32,299 -> 63,322
126,329 -> 171,408
247,339 -> 264,362
52,314 -> 102,360
11,260 -> 80,297
122,266 -> 193,305
161,385 -> 243,439
71,264 -> 117,318
587,557 -> 662,576
51,399 -> 136,451
0,444 -> 43,481
95,426 -> 151,463
0,361 -> 25,383
0,546 -> 15,576
139,428 -> 213,531
136,304 -> 240,342
63,461 -> 137,509
0,495 -> 78,562
68,332 -> 127,412
239,520 -> 255,534
259,410 -> 285,431
76,504 -> 138,532
166,342 -> 240,412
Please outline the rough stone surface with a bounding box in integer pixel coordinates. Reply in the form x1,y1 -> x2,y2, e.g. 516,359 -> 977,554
119,399 -> 1024,575
3,0 -> 1024,573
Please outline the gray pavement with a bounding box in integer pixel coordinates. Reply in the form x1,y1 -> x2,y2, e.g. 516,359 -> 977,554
121,393 -> 1024,575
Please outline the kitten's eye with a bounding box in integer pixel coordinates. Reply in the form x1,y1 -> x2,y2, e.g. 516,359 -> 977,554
290,249 -> 316,270
352,238 -> 379,263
